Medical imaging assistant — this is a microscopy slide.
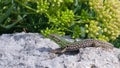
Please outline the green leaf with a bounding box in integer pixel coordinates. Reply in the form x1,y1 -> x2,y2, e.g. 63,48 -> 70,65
0,15 -> 24,29
0,5 -> 13,23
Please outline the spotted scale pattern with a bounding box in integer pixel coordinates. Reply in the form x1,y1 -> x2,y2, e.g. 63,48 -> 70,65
51,39 -> 114,54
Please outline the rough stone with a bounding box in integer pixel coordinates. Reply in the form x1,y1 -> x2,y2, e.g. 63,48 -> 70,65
0,33 -> 119,68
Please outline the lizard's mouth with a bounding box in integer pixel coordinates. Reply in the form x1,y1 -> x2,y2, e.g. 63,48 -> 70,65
48,34 -> 61,42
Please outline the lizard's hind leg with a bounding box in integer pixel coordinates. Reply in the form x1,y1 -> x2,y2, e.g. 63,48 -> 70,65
61,48 -> 67,53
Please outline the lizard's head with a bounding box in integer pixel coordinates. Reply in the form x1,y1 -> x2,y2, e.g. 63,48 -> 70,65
48,34 -> 62,43
48,34 -> 71,48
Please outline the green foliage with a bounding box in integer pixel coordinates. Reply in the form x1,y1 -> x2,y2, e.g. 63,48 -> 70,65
40,0 -> 75,36
88,0 -> 120,41
0,0 -> 120,47
0,0 -> 17,32
112,36 -> 120,48
0,0 -> 48,33
42,0 -> 120,43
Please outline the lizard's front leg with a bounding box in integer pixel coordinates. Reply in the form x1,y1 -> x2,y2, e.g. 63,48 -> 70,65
50,48 -> 66,54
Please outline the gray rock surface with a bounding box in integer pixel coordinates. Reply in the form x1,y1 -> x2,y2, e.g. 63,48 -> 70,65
0,32 -> 119,68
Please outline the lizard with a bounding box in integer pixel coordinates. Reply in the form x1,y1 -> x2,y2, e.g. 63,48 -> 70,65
48,34 -> 114,54
48,34 -> 72,48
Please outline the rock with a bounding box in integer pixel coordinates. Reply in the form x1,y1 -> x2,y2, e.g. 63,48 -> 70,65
0,32 -> 119,68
